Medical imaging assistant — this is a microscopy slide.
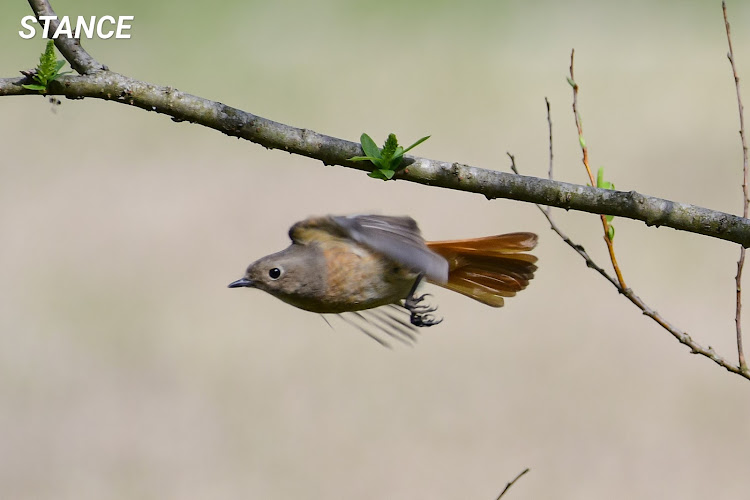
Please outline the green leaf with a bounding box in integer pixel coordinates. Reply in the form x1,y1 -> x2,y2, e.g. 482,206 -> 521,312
24,40 -> 70,93
605,214 -> 614,223
607,225 -> 615,241
353,132 -> 430,181
351,155 -> 384,169
402,135 -> 430,154
380,134 -> 401,166
579,135 -> 586,149
38,41 -> 56,72
359,133 -> 381,159
368,169 -> 395,180
597,167 -> 615,190
566,76 -> 576,87
380,134 -> 399,162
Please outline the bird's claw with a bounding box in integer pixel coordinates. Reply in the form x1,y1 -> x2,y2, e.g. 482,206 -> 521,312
404,293 -> 443,327
404,293 -> 432,312
410,313 -> 443,327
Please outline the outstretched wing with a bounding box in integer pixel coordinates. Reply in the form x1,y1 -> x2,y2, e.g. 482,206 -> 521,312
332,215 -> 449,283
291,214 -> 449,283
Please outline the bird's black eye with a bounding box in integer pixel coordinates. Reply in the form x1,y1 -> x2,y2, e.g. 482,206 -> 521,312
268,267 -> 282,280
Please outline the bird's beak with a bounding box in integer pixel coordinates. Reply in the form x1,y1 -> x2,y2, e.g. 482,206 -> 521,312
228,277 -> 254,288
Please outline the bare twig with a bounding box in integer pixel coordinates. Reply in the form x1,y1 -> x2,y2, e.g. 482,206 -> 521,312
724,1 -> 749,373
512,157 -> 621,288
507,99 -> 750,382
568,50 -> 595,184
495,468 -> 529,500
569,50 -> 628,290
544,97 -> 553,215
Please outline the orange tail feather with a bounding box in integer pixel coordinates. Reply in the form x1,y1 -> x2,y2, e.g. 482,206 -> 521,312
426,232 -> 538,307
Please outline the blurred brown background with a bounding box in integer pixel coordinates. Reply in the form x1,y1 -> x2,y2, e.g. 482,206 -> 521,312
2,0 -> 750,498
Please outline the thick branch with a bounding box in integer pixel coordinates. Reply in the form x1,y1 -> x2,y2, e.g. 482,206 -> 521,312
2,71 -> 750,247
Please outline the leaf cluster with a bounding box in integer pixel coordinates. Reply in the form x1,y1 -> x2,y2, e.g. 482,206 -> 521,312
22,40 -> 70,93
350,133 -> 430,180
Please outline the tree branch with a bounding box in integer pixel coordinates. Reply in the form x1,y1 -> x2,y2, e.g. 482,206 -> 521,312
2,69 -> 749,247
6,0 -> 750,246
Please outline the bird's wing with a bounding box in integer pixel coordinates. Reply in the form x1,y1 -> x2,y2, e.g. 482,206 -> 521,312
288,215 -> 348,244
291,214 -> 449,283
332,215 -> 449,283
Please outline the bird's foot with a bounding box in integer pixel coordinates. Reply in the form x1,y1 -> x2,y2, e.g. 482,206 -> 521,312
404,293 -> 443,327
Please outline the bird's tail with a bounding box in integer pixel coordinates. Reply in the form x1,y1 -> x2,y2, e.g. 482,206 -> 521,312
426,232 -> 538,307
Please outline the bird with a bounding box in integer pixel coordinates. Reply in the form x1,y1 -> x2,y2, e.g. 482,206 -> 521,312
229,214 -> 537,346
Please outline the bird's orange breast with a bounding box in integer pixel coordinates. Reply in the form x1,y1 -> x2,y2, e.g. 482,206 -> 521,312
317,239 -> 415,313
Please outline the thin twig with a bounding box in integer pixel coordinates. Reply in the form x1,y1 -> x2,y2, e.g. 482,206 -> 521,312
495,468 -> 529,500
509,151 -> 620,290
724,0 -> 749,373
569,50 -> 628,290
545,97 -> 553,215
569,50 -> 595,184
509,125 -> 750,381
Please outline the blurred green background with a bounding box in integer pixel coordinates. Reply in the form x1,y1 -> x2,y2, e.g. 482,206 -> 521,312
2,1 -> 750,499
